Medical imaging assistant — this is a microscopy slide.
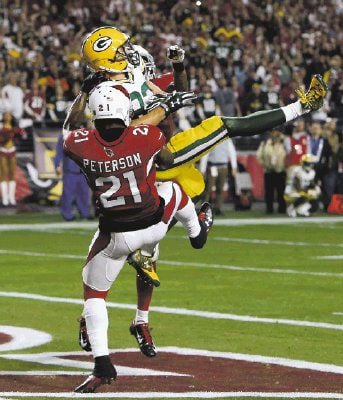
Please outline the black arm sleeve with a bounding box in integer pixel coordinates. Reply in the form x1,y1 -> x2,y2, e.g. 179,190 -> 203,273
222,108 -> 286,137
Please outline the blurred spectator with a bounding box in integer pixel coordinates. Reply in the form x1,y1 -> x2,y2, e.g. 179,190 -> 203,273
0,112 -> 23,207
284,119 -> 310,173
195,85 -> 220,121
242,83 -> 267,115
1,72 -> 24,121
54,133 -> 91,221
214,78 -> 241,117
257,129 -> 287,214
201,139 -> 237,216
23,80 -> 46,127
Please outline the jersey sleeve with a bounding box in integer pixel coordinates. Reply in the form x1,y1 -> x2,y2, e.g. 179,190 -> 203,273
146,125 -> 166,155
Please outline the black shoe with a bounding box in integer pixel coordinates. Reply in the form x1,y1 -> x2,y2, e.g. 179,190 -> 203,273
190,202 -> 213,249
78,317 -> 92,352
198,202 -> 214,233
74,355 -> 117,393
129,321 -> 156,357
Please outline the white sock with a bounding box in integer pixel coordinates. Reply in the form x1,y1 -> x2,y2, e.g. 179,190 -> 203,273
175,199 -> 201,238
8,181 -> 16,205
135,309 -> 149,325
1,181 -> 9,206
84,298 -> 109,358
281,100 -> 306,122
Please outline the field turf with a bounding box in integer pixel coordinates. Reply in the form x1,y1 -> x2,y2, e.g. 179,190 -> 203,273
0,211 -> 342,399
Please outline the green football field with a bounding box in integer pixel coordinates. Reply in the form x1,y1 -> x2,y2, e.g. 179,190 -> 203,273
0,212 -> 342,400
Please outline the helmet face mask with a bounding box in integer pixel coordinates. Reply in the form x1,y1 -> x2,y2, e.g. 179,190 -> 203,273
82,26 -> 140,73
133,44 -> 156,79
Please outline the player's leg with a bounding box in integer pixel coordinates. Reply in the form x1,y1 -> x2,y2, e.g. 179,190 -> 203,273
75,230 -> 127,393
8,155 -> 16,206
0,156 -> 9,207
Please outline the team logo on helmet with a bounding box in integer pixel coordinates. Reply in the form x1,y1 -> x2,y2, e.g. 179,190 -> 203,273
93,37 -> 112,52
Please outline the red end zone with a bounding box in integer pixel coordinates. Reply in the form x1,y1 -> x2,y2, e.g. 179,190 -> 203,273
0,348 -> 343,394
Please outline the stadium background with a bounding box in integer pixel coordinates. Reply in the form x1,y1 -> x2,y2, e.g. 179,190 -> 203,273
0,0 -> 342,208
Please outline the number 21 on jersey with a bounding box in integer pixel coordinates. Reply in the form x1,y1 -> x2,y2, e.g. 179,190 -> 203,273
95,171 -> 142,208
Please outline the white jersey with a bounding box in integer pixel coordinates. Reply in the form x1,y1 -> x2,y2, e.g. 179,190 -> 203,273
286,166 -> 316,193
98,59 -> 154,118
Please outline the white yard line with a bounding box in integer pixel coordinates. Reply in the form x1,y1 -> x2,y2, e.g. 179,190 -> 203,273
333,312 -> 343,316
1,248 -> 342,278
0,291 -> 342,332
1,391 -> 343,398
315,255 -> 343,260
0,216 -> 342,232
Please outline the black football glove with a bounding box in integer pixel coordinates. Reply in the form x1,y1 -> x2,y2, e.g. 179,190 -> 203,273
146,93 -> 170,113
80,72 -> 109,94
159,91 -> 198,116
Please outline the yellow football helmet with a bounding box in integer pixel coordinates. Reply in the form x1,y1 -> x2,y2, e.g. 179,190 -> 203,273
81,26 -> 139,73
301,154 -> 317,171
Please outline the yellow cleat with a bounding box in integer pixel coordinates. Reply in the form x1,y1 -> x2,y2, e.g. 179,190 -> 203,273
127,250 -> 160,287
295,73 -> 329,111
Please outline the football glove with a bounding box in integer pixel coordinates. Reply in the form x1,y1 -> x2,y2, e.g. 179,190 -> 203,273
295,73 -> 329,112
146,93 -> 169,113
167,45 -> 185,63
81,72 -> 109,94
159,90 -> 198,116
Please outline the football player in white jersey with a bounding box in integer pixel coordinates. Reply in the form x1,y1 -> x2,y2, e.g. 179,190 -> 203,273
284,154 -> 321,217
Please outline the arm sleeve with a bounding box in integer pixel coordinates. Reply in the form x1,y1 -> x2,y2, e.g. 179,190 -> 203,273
222,108 -> 286,137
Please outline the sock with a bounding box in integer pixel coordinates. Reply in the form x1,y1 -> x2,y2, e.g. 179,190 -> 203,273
1,181 -> 9,206
135,309 -> 149,325
281,100 -> 305,122
84,298 -> 109,358
8,181 -> 16,205
175,198 -> 201,238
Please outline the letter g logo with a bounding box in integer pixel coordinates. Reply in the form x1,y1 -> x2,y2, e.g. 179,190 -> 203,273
93,37 -> 112,52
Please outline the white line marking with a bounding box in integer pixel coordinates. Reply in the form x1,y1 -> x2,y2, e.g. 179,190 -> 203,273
315,255 -> 343,260
0,326 -> 51,351
0,352 -> 188,377
0,371 -> 88,376
333,312 -> 343,316
2,347 -> 342,375
1,248 -> 342,278
0,291 -> 342,332
1,392 -> 343,398
166,234 -> 343,248
0,216 -> 342,232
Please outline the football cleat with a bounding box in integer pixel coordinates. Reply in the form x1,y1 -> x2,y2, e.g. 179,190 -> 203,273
78,317 -> 92,352
190,202 -> 214,249
295,74 -> 329,111
74,355 -> 117,393
198,202 -> 214,233
129,321 -> 157,357
127,250 -> 160,287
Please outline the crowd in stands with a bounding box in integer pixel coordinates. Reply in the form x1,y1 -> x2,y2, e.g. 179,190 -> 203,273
0,0 -> 342,213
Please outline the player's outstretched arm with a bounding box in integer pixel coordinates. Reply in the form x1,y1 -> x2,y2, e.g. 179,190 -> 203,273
167,45 -> 188,91
223,74 -> 328,137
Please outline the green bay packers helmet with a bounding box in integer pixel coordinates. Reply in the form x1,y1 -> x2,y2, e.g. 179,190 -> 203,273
81,26 -> 139,73
301,154 -> 317,171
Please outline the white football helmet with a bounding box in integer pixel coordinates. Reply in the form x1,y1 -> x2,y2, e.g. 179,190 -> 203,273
88,84 -> 131,126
